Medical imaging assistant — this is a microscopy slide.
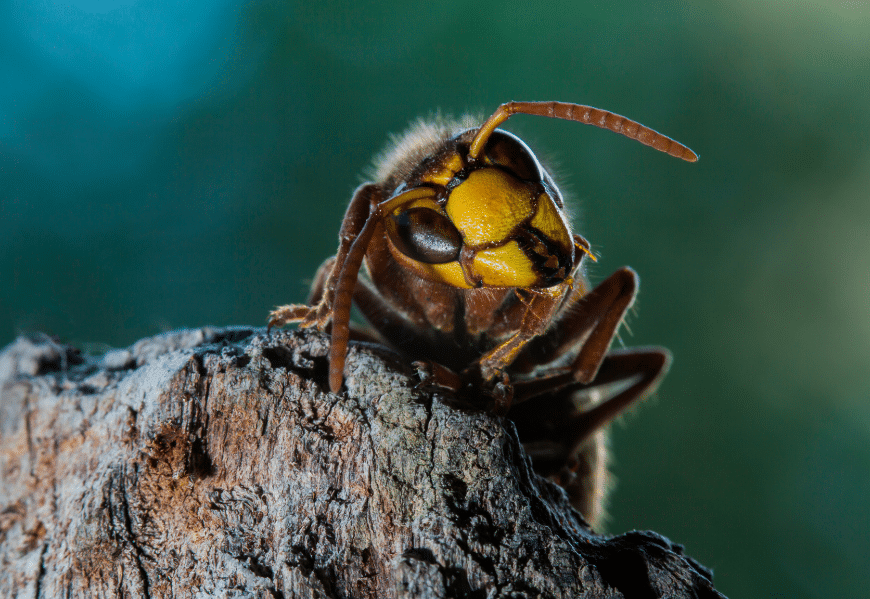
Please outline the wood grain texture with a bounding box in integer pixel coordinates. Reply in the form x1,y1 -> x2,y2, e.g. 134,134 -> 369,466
0,328 -> 724,598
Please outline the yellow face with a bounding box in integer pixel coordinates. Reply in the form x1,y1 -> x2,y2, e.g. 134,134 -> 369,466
383,131 -> 576,290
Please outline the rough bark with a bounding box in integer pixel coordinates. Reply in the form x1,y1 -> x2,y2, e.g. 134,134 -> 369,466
0,327 -> 724,598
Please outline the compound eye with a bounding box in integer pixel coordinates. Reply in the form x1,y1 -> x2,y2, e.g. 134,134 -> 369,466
387,207 -> 463,264
483,130 -> 543,181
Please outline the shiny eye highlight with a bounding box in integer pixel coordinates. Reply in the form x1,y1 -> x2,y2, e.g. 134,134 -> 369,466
387,207 -> 463,264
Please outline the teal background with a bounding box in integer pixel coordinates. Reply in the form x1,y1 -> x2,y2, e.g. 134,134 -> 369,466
2,1 -> 869,597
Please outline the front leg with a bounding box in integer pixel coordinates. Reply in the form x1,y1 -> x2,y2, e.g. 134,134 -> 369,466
473,281 -> 571,383
513,266 -> 641,384
268,184 -> 379,331
268,257 -> 335,329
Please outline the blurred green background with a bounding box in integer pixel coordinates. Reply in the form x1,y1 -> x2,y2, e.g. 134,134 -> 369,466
2,1 -> 868,596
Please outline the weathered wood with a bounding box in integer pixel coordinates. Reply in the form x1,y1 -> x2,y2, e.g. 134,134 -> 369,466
0,328 -> 724,598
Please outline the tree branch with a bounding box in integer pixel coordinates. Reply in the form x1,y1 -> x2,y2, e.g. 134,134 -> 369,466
0,328 -> 724,598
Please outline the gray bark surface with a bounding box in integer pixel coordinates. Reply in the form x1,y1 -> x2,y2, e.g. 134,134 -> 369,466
0,327 -> 725,598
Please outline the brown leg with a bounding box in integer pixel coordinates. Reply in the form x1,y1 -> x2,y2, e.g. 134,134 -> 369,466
267,304 -> 313,329
570,347 -> 670,442
268,184 -> 379,331
474,282 -> 571,383
512,347 -> 669,445
268,257 -> 336,329
514,267 -> 640,384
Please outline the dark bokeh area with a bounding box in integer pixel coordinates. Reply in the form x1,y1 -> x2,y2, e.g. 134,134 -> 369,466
2,1 -> 869,597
